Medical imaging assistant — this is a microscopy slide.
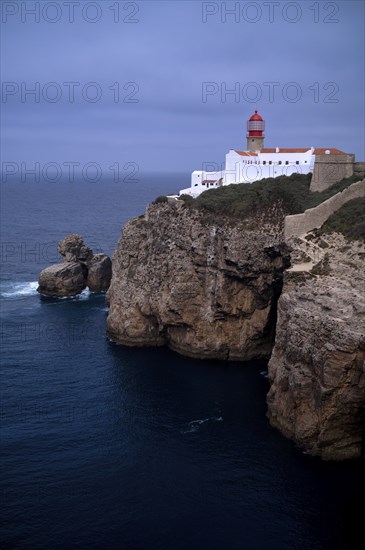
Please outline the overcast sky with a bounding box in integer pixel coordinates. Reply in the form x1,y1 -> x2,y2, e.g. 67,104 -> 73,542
2,0 -> 364,175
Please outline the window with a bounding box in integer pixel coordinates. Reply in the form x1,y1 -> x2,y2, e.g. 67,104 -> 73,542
296,161 -> 299,165
305,160 -> 307,163
269,161 -> 272,165
263,161 -> 266,165
278,161 -> 282,165
194,184 -> 198,187
285,161 -> 289,165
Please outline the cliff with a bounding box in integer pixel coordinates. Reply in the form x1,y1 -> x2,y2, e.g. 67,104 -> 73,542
267,233 -> 365,460
107,201 -> 290,360
106,191 -> 365,460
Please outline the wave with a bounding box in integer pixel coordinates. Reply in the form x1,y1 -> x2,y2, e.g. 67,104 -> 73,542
182,416 -> 223,434
1,281 -> 38,298
39,287 -> 93,301
1,282 -> 95,301
77,288 -> 91,300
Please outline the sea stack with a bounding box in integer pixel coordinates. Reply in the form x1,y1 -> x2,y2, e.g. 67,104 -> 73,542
38,234 -> 112,297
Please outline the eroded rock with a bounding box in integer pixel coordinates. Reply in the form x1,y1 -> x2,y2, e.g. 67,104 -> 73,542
87,254 -> 112,292
38,262 -> 86,297
106,201 -> 290,360
58,234 -> 93,263
38,235 -> 112,297
267,234 -> 365,460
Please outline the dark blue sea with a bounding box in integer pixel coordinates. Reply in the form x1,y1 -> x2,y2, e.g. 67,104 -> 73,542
1,175 -> 364,550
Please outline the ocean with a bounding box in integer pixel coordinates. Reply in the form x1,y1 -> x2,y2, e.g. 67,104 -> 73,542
1,175 -> 363,549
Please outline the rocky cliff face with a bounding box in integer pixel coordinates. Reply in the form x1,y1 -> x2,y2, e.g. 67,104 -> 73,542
107,202 -> 290,360
106,200 -> 365,460
267,233 -> 365,460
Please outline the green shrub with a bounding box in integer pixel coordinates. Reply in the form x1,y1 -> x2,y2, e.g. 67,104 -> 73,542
320,198 -> 365,241
305,174 -> 362,209
161,173 -> 361,224
153,195 -> 168,204
179,194 -> 195,206
192,174 -> 311,218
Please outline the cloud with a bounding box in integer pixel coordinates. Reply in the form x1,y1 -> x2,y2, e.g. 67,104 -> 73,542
2,0 -> 364,171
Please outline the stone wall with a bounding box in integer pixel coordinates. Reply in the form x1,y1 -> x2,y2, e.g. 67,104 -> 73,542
354,162 -> 365,177
284,179 -> 365,239
310,154 -> 355,192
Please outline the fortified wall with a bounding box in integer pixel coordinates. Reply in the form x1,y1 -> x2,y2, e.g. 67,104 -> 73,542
284,179 -> 365,239
310,154 -> 355,192
354,162 -> 365,178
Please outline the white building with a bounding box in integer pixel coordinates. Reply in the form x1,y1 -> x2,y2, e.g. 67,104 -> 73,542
178,111 -> 347,198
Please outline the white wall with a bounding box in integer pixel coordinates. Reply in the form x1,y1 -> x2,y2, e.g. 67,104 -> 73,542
181,170 -> 224,197
185,150 -> 315,197
225,150 -> 313,185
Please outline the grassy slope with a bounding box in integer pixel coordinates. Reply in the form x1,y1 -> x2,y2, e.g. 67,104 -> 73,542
319,198 -> 365,241
185,173 -> 362,219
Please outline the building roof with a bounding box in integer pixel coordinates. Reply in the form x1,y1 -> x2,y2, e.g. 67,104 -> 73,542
234,148 -> 347,156
261,148 -> 310,153
235,151 -> 258,156
249,110 -> 263,121
312,148 -> 347,155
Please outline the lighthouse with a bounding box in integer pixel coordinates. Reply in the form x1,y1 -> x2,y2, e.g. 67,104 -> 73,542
247,110 -> 265,153
176,109 -> 352,198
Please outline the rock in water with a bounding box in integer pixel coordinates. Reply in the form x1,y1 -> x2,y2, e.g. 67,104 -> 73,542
38,235 -> 112,297
58,234 -> 93,263
38,262 -> 86,297
87,254 -> 112,292
107,201 -> 290,361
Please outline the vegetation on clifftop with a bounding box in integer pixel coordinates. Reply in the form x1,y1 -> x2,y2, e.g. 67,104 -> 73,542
177,173 -> 361,220
193,173 -> 311,218
319,198 -> 365,241
153,195 -> 168,204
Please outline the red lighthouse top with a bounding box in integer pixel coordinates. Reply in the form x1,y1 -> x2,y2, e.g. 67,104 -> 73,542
247,110 -> 265,137
249,110 -> 263,121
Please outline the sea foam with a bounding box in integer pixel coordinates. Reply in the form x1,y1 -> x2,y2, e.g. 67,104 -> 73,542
1,281 -> 38,299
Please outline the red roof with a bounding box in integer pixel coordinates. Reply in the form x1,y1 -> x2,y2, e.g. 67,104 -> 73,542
312,148 -> 347,155
235,148 -> 347,155
249,110 -> 263,121
235,151 -> 258,156
261,148 -> 309,153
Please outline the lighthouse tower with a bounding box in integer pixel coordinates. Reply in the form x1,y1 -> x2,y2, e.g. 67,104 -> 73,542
247,110 -> 265,153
